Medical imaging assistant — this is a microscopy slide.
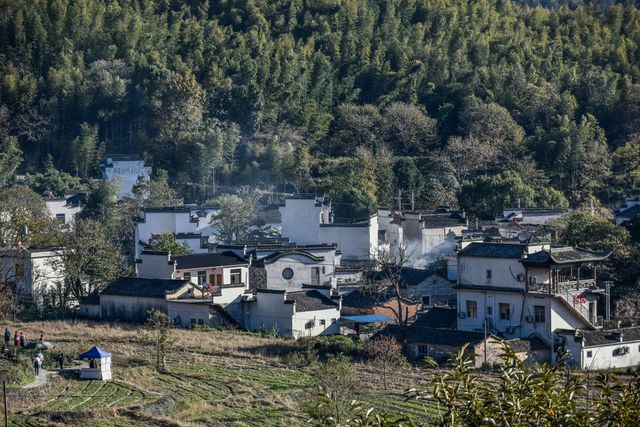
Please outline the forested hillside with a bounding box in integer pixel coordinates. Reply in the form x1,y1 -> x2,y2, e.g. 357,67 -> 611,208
2,0 -> 640,216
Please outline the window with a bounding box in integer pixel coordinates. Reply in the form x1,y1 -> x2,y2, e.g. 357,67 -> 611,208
418,344 -> 429,355
198,319 -> 204,325
190,318 -> 196,326
486,270 -> 492,281
486,306 -> 493,316
282,268 -> 294,280
55,213 -> 65,224
499,303 -> 511,320
197,271 -> 206,285
320,319 -> 326,326
230,269 -> 242,285
322,267 -> 325,274
466,300 -> 477,318
534,305 -> 546,323
183,272 -> 191,281
422,296 -> 431,306
587,351 -> 593,358
311,267 -> 321,285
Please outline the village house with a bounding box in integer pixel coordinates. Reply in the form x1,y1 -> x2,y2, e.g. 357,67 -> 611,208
100,154 -> 152,200
341,288 -> 421,323
402,207 -> 466,261
43,192 -> 85,226
0,247 -> 64,309
134,206 -> 219,257
378,307 -> 549,366
557,327 -> 640,370
279,194 -> 379,261
614,196 -> 640,225
394,267 -> 456,306
455,241 -> 613,363
496,207 -> 567,227
243,286 -> 341,338
377,208 -> 404,251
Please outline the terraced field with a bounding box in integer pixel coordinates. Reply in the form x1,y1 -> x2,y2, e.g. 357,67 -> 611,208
4,321 -> 438,426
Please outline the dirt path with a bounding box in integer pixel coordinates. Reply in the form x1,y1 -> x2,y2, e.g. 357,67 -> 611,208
22,361 -> 89,389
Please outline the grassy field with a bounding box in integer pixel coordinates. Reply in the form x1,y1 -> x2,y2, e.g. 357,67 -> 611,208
2,320 -> 438,426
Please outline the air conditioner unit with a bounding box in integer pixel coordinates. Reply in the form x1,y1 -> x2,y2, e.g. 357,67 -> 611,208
525,315 -> 534,323
516,274 -> 525,282
458,312 -> 467,319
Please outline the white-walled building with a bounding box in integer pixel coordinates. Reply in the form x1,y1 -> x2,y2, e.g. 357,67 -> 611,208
402,209 -> 466,261
136,250 -> 250,306
134,206 -> 219,257
100,154 -> 152,200
0,248 -> 64,308
43,192 -> 85,226
498,208 -> 567,226
455,241 -> 613,365
377,208 -> 404,251
615,196 -> 640,225
244,287 -> 341,338
279,195 -> 378,260
557,327 -> 640,370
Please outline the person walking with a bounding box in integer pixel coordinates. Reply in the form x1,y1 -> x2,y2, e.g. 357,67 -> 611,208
57,351 -> 64,370
3,328 -> 10,345
13,331 -> 20,348
33,356 -> 41,376
19,332 -> 25,348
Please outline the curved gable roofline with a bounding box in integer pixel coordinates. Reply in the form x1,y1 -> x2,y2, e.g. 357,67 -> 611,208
262,250 -> 325,265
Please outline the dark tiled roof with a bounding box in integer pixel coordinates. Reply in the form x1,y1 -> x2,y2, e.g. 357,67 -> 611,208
421,212 -> 466,228
254,250 -> 324,267
101,277 -> 190,298
341,288 -> 416,308
580,327 -> 640,347
171,251 -> 248,269
522,247 -> 611,265
80,291 -> 100,305
616,205 -> 640,219
456,284 -> 525,294
286,290 -> 339,312
378,325 -> 490,346
506,336 -> 548,353
413,307 -> 456,329
458,242 -> 527,259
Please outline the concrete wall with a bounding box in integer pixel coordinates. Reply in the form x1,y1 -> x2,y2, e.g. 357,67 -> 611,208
0,250 -> 64,308
45,199 -> 81,225
421,226 -> 464,257
175,265 -> 249,288
319,217 -> 378,260
407,339 -> 504,368
102,159 -> 152,199
100,294 -> 167,323
291,307 -> 341,338
279,198 -> 322,245
168,301 -> 212,328
561,334 -> 640,370
80,303 -> 100,319
136,252 -> 175,279
263,254 -> 334,290
458,257 -> 526,290
245,292 -> 293,334
403,275 -> 456,306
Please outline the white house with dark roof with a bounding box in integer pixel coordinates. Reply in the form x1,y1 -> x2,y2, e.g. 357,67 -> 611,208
100,154 -> 152,199
279,194 -> 378,261
43,192 -> 85,226
401,208 -> 466,261
497,207 -> 568,226
134,206 -> 219,257
455,241 -> 612,362
615,196 -> 640,225
0,247 -> 65,309
557,326 -> 640,370
244,287 -> 341,338
136,250 -> 250,306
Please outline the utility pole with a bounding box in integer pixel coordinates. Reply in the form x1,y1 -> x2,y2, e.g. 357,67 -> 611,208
411,191 -> 415,211
483,319 -> 488,366
605,281 -> 612,322
3,379 -> 7,427
397,190 -> 402,211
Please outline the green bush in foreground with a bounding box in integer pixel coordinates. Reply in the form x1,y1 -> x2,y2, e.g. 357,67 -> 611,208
306,343 -> 640,426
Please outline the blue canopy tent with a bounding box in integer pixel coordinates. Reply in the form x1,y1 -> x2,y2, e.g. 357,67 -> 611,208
342,315 -> 393,323
79,346 -> 111,359
79,346 -> 112,381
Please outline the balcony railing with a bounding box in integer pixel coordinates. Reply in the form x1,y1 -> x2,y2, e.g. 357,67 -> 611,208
529,279 -> 597,294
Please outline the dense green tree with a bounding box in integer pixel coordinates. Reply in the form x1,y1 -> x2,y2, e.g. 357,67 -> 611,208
149,233 -> 191,256
70,123 -> 100,178
459,172 -> 537,219
25,157 -> 84,196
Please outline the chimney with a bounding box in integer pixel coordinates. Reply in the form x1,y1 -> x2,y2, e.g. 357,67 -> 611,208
243,245 -> 247,256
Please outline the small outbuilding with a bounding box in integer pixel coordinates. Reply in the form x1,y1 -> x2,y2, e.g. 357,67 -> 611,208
79,346 -> 112,381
